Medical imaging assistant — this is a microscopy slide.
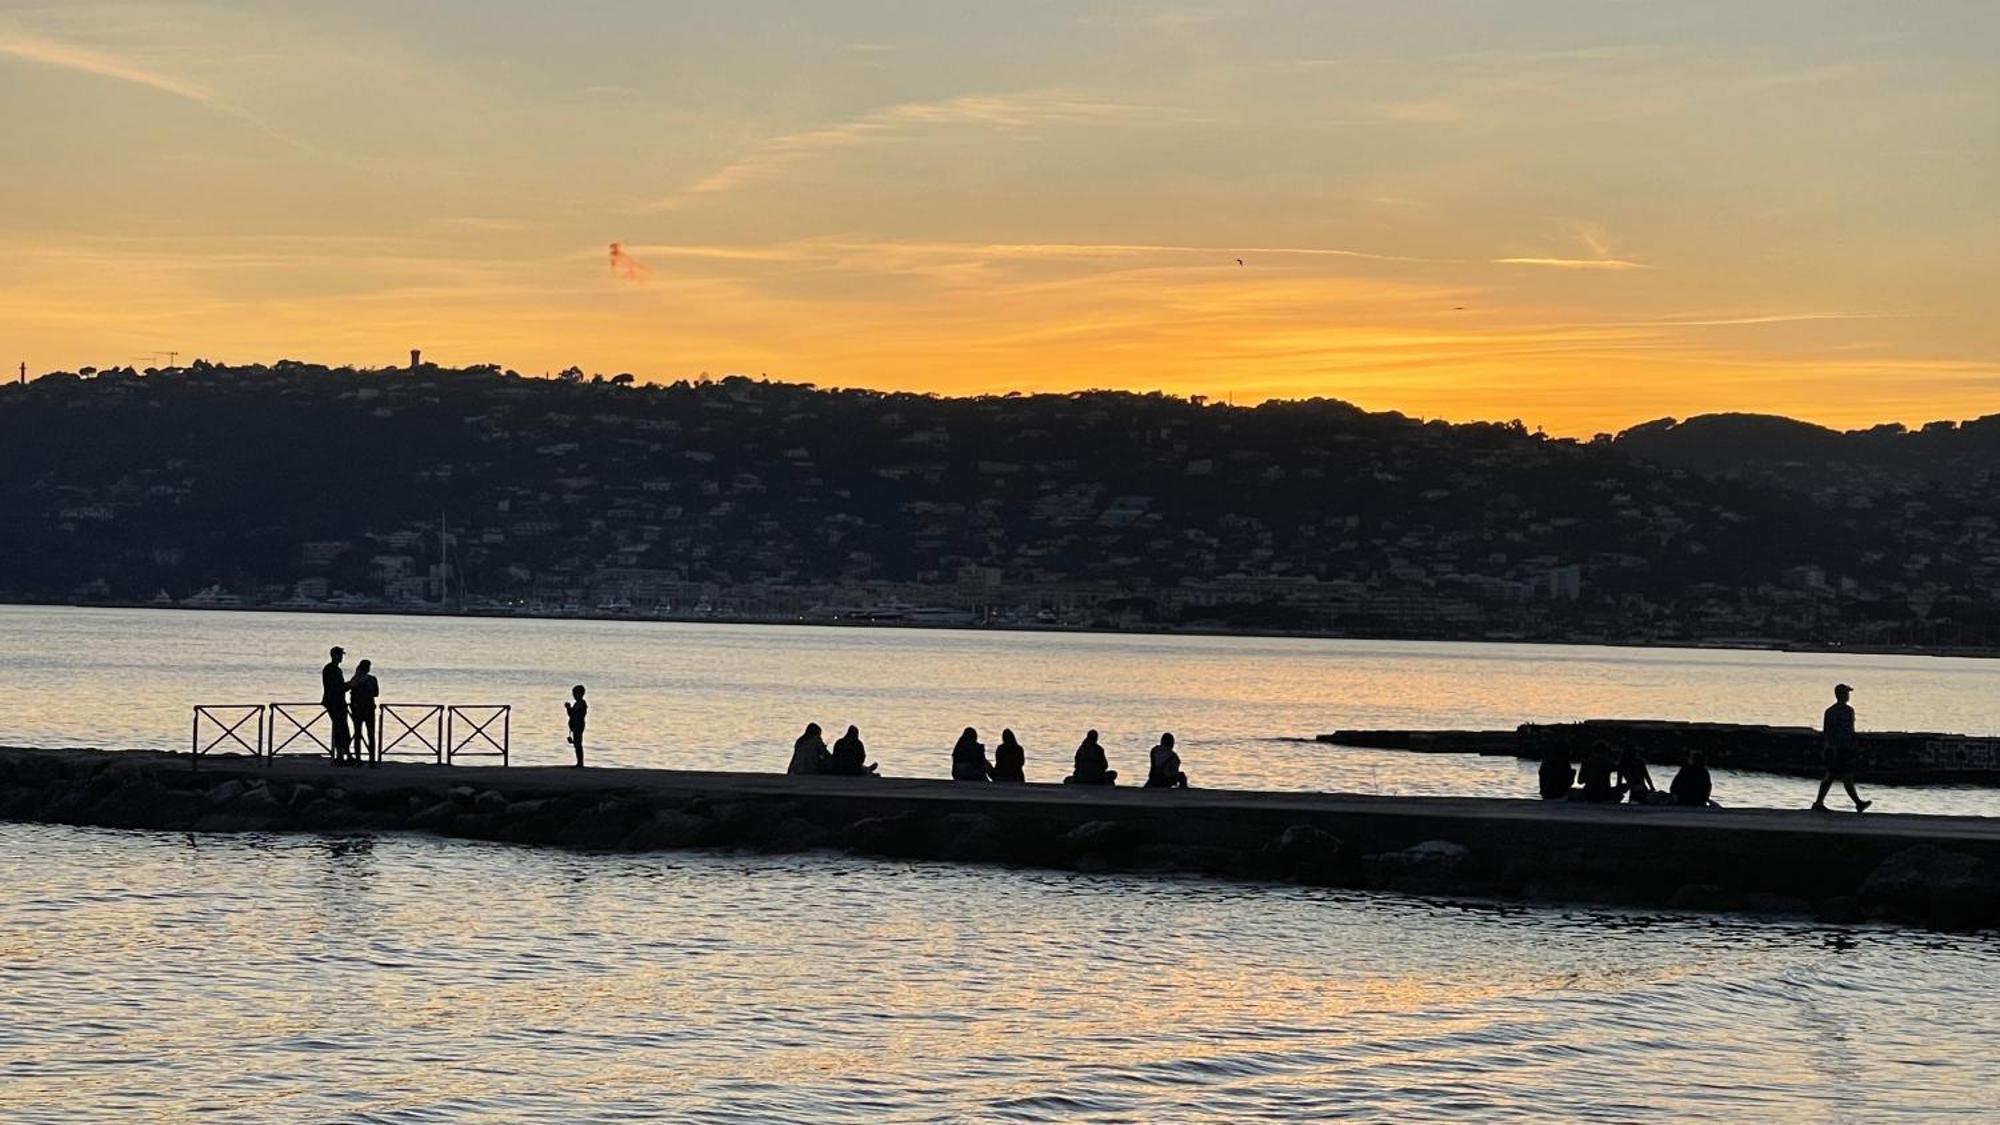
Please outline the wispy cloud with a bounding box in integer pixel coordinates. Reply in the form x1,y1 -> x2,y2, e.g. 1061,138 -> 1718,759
1629,312 -> 1919,328
616,238 -> 1448,269
0,23 -> 304,148
0,26 -> 232,113
651,89 -> 1194,209
1492,257 -> 1654,271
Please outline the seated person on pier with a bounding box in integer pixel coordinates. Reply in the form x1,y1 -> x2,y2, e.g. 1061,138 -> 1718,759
951,727 -> 994,781
1618,746 -> 1672,805
1064,730 -> 1117,785
1572,743 -> 1625,803
828,725 -> 879,776
788,723 -> 832,775
1670,749 -> 1715,808
991,729 -> 1026,782
1144,732 -> 1189,788
1538,745 -> 1576,800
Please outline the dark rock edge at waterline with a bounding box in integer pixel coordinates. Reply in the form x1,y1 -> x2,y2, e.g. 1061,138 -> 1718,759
3,747 -> 1997,933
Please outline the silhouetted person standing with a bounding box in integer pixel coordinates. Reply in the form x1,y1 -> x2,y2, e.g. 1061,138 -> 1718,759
1671,750 -> 1714,808
951,727 -> 994,781
1064,730 -> 1117,785
788,723 -> 830,775
1813,683 -> 1872,812
829,725 -> 879,776
321,646 -> 352,764
566,684 -> 588,767
1144,732 -> 1188,788
991,729 -> 1026,782
348,659 -> 380,766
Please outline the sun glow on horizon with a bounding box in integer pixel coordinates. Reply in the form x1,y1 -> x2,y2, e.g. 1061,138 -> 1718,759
2,2 -> 1995,434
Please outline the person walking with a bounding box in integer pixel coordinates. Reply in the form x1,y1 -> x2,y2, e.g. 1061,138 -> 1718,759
348,658 -> 380,766
1812,683 -> 1872,813
321,646 -> 352,764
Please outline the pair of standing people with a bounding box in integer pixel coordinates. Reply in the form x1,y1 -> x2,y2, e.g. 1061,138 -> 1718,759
319,646 -> 380,766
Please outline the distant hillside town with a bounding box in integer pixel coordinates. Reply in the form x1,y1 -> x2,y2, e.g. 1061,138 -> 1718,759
4,359 -> 2000,649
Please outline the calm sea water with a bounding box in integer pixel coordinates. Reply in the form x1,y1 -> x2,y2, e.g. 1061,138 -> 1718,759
1,823 -> 1997,1121
3,608 -> 2000,1119
1,605 -> 1996,813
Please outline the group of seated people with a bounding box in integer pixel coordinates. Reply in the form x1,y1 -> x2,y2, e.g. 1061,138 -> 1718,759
1539,741 -> 1715,807
787,723 -> 1189,788
1056,729 -> 1188,789
786,723 -> 882,777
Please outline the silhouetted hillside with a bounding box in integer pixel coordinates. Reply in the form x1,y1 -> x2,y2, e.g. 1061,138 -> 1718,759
2,360 -> 1996,645
1613,414 -> 1850,472
1615,411 -> 2000,480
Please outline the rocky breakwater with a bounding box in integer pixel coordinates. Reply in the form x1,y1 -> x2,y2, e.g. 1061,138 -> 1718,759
2,748 -> 1997,932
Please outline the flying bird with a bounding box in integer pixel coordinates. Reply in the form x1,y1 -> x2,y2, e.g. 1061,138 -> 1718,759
1235,258 -> 1244,266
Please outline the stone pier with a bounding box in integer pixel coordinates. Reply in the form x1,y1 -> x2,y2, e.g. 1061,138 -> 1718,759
3,747 -> 1996,930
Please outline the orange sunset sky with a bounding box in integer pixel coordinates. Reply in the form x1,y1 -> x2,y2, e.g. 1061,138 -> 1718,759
2,1 -> 1996,434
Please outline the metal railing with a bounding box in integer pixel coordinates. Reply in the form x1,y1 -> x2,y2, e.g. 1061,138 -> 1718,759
378,703 -> 446,765
190,704 -> 265,767
188,701 -> 512,767
447,705 -> 511,766
267,702 -> 336,759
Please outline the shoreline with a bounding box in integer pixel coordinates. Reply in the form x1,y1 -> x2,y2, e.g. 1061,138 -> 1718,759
4,599 -> 1998,661
4,747 -> 1996,932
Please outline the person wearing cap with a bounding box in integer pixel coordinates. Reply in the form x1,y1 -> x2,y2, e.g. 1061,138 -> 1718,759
1812,683 -> 1871,813
321,646 -> 353,764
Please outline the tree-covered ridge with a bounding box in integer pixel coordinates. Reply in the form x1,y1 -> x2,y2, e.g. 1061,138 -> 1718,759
3,361 -> 1996,644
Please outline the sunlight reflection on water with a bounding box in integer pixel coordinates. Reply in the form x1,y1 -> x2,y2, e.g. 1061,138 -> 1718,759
0,824 -> 1996,1121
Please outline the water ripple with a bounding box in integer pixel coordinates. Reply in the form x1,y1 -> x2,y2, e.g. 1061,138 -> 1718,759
1,822 -> 1998,1120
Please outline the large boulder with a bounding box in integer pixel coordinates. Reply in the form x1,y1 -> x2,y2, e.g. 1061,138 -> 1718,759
932,813 -> 1007,861
554,797 -> 651,849
761,817 -> 830,853
193,781 -> 288,832
1858,845 -> 2000,930
1367,839 -> 1472,892
1262,824 -> 1346,885
1062,819 -> 1145,872
623,810 -> 720,851
407,800 -> 457,832
841,813 -> 928,858
89,776 -> 199,829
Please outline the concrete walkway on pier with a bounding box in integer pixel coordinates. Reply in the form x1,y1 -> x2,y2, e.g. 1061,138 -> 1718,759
242,751 -> 2000,847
